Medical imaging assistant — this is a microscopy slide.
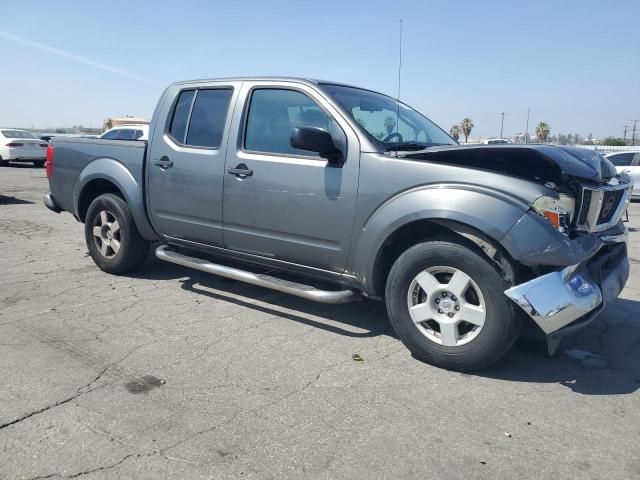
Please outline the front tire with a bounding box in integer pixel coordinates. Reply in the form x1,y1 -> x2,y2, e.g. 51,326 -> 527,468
385,238 -> 521,371
84,194 -> 149,274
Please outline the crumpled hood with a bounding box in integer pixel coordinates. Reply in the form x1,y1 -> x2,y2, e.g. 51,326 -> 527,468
542,145 -> 617,182
403,144 -> 617,185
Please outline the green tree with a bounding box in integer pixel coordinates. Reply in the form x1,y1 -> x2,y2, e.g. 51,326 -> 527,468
602,137 -> 626,146
536,122 -> 551,142
460,118 -> 474,143
384,116 -> 397,135
449,125 -> 461,142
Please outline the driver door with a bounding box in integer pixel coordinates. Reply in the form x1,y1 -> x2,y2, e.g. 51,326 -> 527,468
222,81 -> 361,273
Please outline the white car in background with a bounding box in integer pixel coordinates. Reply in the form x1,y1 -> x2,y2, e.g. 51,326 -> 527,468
0,129 -> 48,167
483,138 -> 513,145
604,151 -> 639,199
100,124 -> 149,141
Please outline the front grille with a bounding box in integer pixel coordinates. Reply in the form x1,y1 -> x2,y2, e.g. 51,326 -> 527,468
575,182 -> 630,232
577,190 -> 591,225
597,189 -> 625,224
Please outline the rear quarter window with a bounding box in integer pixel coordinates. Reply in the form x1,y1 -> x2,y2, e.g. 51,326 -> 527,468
168,90 -> 196,143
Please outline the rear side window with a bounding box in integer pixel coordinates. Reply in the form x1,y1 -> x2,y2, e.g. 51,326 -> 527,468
118,129 -> 137,140
168,88 -> 232,148
185,89 -> 233,148
608,152 -> 634,166
169,90 -> 195,143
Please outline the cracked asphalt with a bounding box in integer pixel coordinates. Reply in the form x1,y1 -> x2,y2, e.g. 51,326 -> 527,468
1,164 -> 639,479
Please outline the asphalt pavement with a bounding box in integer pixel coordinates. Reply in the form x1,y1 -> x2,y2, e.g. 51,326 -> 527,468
1,164 -> 639,479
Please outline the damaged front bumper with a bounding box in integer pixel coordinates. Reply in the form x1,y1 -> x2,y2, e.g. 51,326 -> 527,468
505,229 -> 629,353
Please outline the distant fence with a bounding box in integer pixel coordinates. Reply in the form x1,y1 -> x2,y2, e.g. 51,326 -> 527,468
575,145 -> 640,154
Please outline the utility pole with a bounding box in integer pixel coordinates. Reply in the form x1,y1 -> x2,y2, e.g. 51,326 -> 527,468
623,125 -> 629,144
631,120 -> 639,146
499,112 -> 505,139
524,108 -> 530,144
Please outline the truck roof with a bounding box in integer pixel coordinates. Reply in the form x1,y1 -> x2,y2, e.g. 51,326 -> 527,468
170,77 -> 360,89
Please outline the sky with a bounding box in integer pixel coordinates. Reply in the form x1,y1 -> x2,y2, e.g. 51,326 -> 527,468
1,0 -> 639,139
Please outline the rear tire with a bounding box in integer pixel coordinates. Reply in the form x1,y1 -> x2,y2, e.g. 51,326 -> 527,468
84,193 -> 149,274
385,238 -> 521,371
34,160 -> 45,168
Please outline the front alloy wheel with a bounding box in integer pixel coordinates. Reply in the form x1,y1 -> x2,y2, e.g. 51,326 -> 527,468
407,266 -> 486,347
385,238 -> 522,371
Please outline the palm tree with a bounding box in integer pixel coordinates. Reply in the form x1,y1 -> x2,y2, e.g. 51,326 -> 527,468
449,125 -> 461,142
536,122 -> 551,143
460,118 -> 474,143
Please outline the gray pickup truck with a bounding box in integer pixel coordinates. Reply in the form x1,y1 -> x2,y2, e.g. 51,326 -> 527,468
43,77 -> 632,370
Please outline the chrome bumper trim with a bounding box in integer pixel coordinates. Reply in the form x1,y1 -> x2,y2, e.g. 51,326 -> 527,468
42,193 -> 61,213
504,265 -> 603,335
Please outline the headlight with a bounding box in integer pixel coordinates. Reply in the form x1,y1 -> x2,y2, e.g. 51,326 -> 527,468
532,194 -> 575,235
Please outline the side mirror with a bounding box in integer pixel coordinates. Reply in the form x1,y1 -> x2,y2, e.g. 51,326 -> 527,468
290,127 -> 344,164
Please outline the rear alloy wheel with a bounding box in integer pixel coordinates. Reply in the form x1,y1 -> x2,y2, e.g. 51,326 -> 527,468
85,193 -> 149,274
385,238 -> 522,371
92,209 -> 122,259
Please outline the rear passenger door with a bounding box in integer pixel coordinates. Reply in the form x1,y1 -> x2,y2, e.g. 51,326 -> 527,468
147,83 -> 237,246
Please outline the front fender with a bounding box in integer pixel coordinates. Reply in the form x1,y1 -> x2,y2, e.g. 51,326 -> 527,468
75,158 -> 158,241
349,185 -> 530,294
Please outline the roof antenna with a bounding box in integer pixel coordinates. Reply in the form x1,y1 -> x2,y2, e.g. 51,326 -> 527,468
395,18 -> 403,156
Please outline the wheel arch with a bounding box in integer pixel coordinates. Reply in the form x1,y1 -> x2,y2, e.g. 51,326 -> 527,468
75,158 -> 159,241
350,187 -> 529,297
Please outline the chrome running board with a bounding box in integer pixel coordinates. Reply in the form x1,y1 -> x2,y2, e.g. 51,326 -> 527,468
156,245 -> 359,304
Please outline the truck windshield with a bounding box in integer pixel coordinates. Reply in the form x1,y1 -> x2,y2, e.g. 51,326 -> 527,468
320,84 -> 455,151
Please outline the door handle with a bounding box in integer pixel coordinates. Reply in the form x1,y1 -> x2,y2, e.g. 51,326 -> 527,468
153,156 -> 173,169
228,164 -> 253,177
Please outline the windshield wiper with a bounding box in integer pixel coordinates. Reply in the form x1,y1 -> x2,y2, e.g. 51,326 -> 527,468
383,142 -> 430,152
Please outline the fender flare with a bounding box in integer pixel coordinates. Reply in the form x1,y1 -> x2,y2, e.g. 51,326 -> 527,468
348,185 -> 530,294
74,158 -> 159,241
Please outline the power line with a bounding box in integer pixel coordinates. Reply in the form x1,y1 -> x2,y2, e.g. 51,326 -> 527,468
623,125 -> 629,143
632,120 -> 639,146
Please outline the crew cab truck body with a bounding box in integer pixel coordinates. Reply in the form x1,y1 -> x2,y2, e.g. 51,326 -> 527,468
43,78 -> 632,370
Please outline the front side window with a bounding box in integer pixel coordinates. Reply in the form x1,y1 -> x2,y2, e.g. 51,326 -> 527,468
320,84 -> 455,151
608,153 -> 634,166
101,129 -> 121,140
185,89 -> 233,148
244,89 -> 338,157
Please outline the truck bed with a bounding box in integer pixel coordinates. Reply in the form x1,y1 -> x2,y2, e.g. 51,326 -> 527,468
49,137 -> 146,215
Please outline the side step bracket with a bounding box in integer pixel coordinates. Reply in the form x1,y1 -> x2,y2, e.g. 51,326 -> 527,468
155,245 -> 359,304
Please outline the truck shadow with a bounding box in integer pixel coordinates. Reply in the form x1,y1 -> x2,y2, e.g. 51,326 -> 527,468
478,298 -> 640,395
135,258 -> 640,396
0,195 -> 34,206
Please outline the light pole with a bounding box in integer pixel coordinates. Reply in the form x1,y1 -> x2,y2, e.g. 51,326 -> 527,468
524,108 -> 530,144
499,112 -> 505,139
